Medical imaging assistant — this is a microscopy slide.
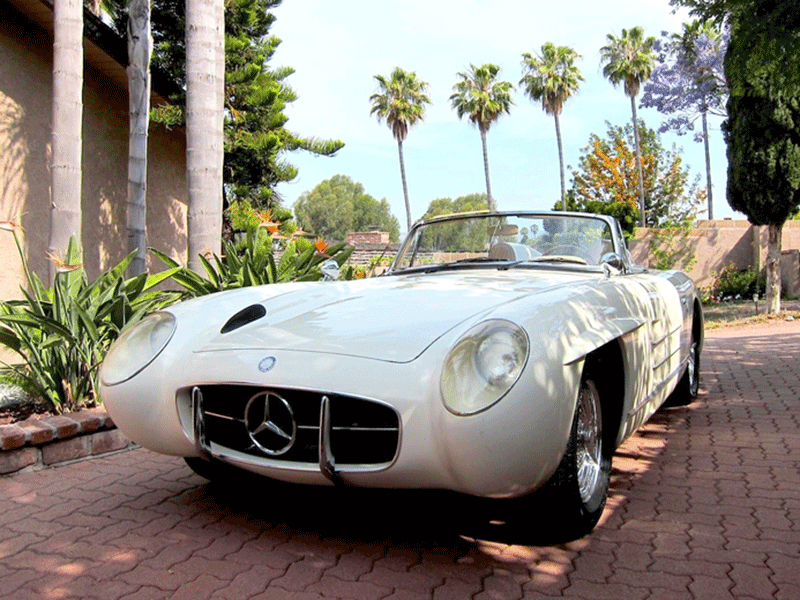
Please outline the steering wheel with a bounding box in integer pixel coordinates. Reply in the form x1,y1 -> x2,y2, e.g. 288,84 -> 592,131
543,245 -> 593,262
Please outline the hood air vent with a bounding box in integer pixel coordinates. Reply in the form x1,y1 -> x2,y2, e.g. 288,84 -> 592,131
220,304 -> 266,334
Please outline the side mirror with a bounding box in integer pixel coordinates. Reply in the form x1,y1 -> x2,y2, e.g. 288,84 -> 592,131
600,252 -> 625,272
321,260 -> 340,281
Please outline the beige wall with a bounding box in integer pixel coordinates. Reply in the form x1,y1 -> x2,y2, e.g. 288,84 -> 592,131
631,220 -> 800,296
0,4 -> 187,303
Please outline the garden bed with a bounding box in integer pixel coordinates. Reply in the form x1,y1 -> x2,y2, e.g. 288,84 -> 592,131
0,405 -> 134,475
703,299 -> 800,328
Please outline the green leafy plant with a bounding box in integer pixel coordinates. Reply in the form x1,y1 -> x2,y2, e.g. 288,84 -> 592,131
0,235 -> 180,413
648,220 -> 697,271
153,229 -> 354,297
711,264 -> 766,301
340,253 -> 396,280
226,201 -> 298,239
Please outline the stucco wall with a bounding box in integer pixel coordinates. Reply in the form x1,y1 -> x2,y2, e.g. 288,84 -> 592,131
631,220 -> 800,295
0,4 -> 187,304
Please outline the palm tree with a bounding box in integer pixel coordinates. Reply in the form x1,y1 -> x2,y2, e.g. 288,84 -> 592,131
49,0 -> 84,281
450,64 -> 514,212
600,26 -> 656,227
186,0 -> 225,271
520,43 -> 583,211
126,0 -> 152,276
370,67 -> 431,231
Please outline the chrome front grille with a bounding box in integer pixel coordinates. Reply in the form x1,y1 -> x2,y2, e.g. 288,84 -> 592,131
195,385 -> 400,468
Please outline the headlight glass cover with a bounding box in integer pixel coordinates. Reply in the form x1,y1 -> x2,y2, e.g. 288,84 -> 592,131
100,312 -> 176,386
440,320 -> 529,415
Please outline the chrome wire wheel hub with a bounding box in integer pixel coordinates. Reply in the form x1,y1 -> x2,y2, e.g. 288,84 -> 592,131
688,341 -> 699,394
576,380 -> 603,505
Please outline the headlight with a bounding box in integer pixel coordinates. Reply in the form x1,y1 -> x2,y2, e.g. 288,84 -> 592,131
440,320 -> 528,415
100,312 -> 176,386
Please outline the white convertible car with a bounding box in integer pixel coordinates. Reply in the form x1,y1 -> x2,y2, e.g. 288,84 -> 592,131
100,211 -> 702,539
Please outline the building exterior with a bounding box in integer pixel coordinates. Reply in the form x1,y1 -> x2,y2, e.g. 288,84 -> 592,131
0,0 -> 188,302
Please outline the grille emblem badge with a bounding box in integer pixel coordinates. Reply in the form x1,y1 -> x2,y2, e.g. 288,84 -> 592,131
244,392 -> 296,456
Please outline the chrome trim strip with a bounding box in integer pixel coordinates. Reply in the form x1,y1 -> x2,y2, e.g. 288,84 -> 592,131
203,410 -> 391,432
297,424 -> 399,433
191,386 -> 210,457
318,395 -> 341,484
650,323 -> 681,348
333,426 -> 399,432
627,363 -> 683,417
650,321 -> 681,347
652,344 -> 681,372
204,411 -> 238,422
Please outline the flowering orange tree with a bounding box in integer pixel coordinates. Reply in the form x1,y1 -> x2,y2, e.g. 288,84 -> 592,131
564,120 -> 704,235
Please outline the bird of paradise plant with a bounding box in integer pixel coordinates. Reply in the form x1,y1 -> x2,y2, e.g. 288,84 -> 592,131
0,234 -> 180,412
153,229 -> 354,298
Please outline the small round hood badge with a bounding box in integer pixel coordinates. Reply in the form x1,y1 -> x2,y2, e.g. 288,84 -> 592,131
258,356 -> 276,372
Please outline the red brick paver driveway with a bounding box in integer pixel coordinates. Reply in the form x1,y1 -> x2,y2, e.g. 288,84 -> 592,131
2,321 -> 799,600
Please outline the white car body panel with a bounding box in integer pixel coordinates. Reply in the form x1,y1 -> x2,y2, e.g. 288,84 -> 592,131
100,212 -> 703,504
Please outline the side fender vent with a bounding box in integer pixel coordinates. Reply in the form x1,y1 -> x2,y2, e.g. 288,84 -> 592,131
220,304 -> 266,334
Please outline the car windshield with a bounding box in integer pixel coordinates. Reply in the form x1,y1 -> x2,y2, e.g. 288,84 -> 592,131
389,213 -> 617,273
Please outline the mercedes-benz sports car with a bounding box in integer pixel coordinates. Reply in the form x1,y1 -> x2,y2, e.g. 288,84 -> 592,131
99,211 -> 703,538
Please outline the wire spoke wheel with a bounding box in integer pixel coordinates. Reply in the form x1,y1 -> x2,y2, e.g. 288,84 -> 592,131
576,379 -> 603,506
687,340 -> 700,396
666,325 -> 701,406
523,368 -> 611,543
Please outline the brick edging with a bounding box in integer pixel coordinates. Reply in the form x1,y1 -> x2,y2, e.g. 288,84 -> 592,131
0,407 -> 134,475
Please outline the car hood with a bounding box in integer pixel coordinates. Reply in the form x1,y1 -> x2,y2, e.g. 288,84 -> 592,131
196,269 -> 594,363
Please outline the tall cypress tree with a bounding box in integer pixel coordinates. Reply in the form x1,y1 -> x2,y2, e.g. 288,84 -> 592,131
722,2 -> 800,313
671,0 -> 800,312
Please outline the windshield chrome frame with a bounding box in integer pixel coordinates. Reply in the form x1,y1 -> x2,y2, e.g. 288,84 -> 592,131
387,211 -> 629,275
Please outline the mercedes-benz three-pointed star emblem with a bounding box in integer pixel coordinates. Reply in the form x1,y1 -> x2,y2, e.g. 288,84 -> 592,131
244,391 -> 296,456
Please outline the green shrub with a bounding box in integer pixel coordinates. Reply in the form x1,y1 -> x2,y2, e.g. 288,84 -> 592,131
0,235 -> 180,413
226,201 -> 297,239
153,229 -> 354,297
711,264 -> 766,301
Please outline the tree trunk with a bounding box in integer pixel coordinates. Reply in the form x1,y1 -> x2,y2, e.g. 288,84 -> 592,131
397,139 -> 412,232
480,128 -> 495,212
554,113 -> 566,211
49,0 -> 84,280
186,0 -> 224,271
630,95 -> 645,227
765,222 -> 782,314
701,110 -> 714,220
127,0 -> 151,276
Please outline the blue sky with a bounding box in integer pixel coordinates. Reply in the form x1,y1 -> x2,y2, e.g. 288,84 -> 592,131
271,0 -> 737,232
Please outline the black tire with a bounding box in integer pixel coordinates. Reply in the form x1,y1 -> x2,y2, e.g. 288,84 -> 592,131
532,369 -> 612,541
666,332 -> 700,406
